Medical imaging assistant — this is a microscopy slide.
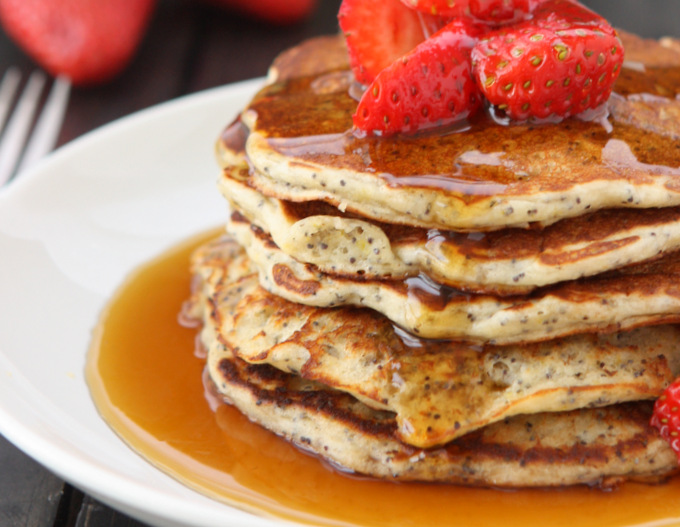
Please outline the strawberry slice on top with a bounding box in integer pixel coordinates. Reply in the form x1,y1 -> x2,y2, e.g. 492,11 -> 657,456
338,0 -> 440,86
471,0 -> 624,120
353,18 -> 482,136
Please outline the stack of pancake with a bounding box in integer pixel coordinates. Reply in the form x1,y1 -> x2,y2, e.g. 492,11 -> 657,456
183,30 -> 680,487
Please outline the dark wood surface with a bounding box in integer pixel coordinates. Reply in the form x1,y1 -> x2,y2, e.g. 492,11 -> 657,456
0,1 -> 678,525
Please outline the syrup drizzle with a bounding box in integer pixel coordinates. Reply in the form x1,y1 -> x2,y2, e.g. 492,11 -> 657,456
86,230 -> 680,527
246,50 -> 680,196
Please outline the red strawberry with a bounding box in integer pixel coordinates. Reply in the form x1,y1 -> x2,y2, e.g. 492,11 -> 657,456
471,0 -> 624,120
0,0 -> 156,86
338,0 -> 441,86
353,18 -> 482,136
399,0 -> 550,23
651,378 -> 680,462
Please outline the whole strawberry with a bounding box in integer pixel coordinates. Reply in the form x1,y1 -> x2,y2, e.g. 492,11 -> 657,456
651,378 -> 680,462
471,0 -> 624,120
0,0 -> 156,86
400,0 -> 549,23
353,18 -> 482,136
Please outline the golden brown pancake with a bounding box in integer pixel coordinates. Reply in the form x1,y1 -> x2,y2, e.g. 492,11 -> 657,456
190,235 -> 680,449
230,33 -> 680,231
220,161 -> 680,295
206,352 -> 677,487
182,237 -> 678,487
227,212 -> 680,344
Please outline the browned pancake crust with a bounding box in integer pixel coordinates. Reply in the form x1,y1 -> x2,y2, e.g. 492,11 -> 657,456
207,344 -> 677,487
230,212 -> 680,343
238,33 -> 680,231
219,163 -> 680,294
192,235 -> 680,449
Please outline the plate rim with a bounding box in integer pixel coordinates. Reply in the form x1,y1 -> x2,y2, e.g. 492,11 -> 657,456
0,77 -> 289,527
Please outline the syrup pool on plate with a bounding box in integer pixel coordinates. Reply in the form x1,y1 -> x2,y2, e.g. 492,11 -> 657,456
86,228 -> 680,527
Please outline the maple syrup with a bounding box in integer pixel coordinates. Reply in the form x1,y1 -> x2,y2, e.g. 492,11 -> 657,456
235,34 -> 680,237
250,50 -> 680,186
87,229 -> 680,527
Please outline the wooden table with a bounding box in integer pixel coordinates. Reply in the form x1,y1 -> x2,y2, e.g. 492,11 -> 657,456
0,1 -> 677,525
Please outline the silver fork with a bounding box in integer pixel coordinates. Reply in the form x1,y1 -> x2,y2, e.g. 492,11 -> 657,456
0,68 -> 70,186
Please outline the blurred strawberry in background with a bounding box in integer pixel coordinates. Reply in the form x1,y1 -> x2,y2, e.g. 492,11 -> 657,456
0,0 -> 157,85
0,0 -> 318,86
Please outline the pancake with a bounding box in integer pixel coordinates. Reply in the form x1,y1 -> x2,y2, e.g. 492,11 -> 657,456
190,235 -> 680,449
227,212 -> 680,344
205,350 -> 677,487
182,239 -> 678,486
219,160 -> 680,295
232,32 -> 680,231
197,24 -> 680,489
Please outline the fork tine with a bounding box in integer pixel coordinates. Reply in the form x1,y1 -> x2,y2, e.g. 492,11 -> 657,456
0,67 -> 21,132
16,75 -> 70,175
0,70 -> 47,186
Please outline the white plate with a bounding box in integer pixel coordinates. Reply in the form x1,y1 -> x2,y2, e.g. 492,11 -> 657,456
0,79 -> 288,527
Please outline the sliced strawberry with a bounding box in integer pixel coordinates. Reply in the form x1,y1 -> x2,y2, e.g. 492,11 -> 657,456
338,0 -> 440,86
353,18 -> 482,136
651,378 -> 680,463
399,0 -> 550,23
471,0 -> 624,120
0,0 -> 156,86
